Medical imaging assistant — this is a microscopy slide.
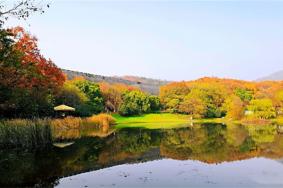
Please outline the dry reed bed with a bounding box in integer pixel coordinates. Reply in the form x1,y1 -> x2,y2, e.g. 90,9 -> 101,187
51,114 -> 116,140
0,119 -> 52,149
51,114 -> 116,130
0,114 -> 116,149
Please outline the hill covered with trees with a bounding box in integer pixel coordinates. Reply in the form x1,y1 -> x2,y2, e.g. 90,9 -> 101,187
160,77 -> 283,120
62,69 -> 170,95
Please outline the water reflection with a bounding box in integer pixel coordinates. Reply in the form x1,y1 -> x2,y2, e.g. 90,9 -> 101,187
1,123 -> 283,187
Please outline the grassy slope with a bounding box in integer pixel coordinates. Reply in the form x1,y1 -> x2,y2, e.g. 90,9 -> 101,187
113,113 -> 193,129
113,113 -> 283,129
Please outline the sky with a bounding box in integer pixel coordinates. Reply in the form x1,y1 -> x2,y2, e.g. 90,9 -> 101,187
5,0 -> 283,81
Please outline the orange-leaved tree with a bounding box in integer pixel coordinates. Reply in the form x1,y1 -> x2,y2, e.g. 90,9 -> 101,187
0,27 -> 65,117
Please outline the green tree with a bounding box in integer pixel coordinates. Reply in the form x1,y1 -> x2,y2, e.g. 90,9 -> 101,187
202,85 -> 227,118
55,81 -> 94,116
148,95 -> 161,112
73,79 -> 104,114
119,90 -> 151,116
183,85 -> 227,118
247,99 -> 276,119
166,99 -> 181,113
235,88 -> 253,102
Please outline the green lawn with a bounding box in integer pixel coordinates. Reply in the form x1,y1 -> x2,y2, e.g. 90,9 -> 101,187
112,113 -> 283,129
113,113 -> 194,129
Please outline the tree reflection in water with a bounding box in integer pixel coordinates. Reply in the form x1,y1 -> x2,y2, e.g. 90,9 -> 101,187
1,123 -> 283,187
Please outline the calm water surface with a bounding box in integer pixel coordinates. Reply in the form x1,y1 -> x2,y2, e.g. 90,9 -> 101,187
1,123 -> 283,187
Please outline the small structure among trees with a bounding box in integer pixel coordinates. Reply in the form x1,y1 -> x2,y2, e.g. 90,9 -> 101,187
54,104 -> 75,118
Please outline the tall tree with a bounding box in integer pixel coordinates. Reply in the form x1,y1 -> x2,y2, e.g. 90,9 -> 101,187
0,27 -> 65,117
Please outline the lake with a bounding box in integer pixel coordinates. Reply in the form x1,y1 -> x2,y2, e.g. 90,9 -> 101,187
1,123 -> 283,187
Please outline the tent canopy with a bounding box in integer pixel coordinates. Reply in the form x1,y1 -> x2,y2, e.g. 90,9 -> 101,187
54,104 -> 75,111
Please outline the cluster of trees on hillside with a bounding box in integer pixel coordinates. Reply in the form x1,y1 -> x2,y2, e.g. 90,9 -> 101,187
0,27 -> 161,118
100,82 -> 160,115
160,78 -> 283,120
1,27 -> 283,120
1,26 -> 283,120
1,2 -> 283,120
56,79 -> 161,117
0,0 -> 161,118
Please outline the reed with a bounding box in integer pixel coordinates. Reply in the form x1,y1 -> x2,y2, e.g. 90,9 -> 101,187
51,114 -> 116,140
51,117 -> 82,141
0,114 -> 116,148
51,116 -> 83,129
84,113 -> 116,127
0,119 -> 52,149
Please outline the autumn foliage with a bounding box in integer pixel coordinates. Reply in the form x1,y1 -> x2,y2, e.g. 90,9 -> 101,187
99,82 -> 139,113
160,77 -> 283,120
10,27 -> 65,89
0,27 -> 65,117
1,27 -> 283,120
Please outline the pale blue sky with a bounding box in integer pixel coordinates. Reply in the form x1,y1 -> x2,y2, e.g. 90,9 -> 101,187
6,0 -> 283,81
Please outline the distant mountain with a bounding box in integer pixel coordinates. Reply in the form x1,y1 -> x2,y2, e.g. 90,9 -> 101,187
62,69 -> 170,95
257,70 -> 283,81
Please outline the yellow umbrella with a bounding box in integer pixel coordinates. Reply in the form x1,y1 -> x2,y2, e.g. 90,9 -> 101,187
54,104 -> 75,111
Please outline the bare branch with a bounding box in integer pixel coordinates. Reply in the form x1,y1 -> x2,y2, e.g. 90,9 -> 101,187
0,0 -> 50,26
0,2 -> 24,16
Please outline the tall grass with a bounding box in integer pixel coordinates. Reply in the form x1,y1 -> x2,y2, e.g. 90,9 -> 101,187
51,114 -> 115,130
51,114 -> 116,140
0,114 -> 116,148
51,116 -> 82,129
85,113 -> 116,127
0,119 -> 52,149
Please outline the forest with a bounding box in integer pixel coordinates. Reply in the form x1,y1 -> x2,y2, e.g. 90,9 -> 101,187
1,26 -> 283,121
